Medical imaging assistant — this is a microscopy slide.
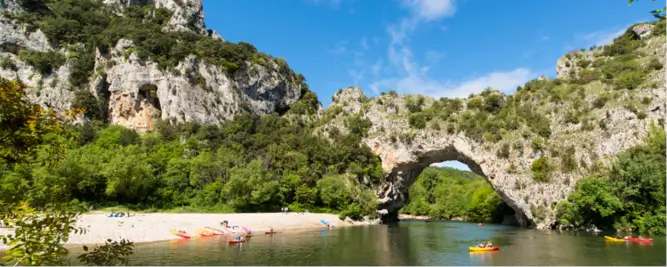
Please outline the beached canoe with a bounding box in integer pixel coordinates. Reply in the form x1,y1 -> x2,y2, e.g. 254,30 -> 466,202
604,236 -> 626,242
195,228 -> 220,237
469,246 -> 499,252
170,229 -> 192,239
265,231 -> 277,234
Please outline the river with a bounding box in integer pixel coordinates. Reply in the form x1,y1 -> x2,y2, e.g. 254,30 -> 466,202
65,220 -> 665,266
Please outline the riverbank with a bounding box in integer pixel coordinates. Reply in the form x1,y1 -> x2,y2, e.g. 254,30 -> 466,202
398,214 -> 467,221
0,212 -> 370,250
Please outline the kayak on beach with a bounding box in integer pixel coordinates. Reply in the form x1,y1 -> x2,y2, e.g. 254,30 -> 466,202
170,229 -> 192,239
195,228 -> 221,237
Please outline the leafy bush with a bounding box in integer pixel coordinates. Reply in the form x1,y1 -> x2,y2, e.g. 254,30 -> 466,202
0,56 -> 18,71
405,95 -> 424,113
592,95 -> 610,108
602,28 -> 640,57
531,157 -> 551,182
647,58 -> 663,70
614,70 -> 646,89
409,113 -> 429,129
72,90 -> 104,120
561,146 -> 578,172
496,143 -> 510,159
18,50 -> 66,75
345,114 -> 372,137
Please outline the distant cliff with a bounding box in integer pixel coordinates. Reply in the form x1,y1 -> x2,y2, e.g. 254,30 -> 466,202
0,0 -> 306,131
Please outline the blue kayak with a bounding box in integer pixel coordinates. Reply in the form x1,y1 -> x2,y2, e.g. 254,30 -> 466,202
320,219 -> 329,226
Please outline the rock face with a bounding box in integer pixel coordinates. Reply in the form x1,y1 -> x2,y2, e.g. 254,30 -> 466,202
318,22 -> 666,229
101,0 -> 207,34
0,0 -> 298,131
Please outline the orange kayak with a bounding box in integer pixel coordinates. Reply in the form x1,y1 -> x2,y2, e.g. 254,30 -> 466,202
469,246 -> 499,252
228,238 -> 245,244
265,231 -> 278,234
170,229 -> 191,239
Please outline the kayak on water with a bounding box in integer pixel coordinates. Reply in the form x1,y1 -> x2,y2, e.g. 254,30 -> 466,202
240,226 -> 253,237
469,246 -> 499,252
604,236 -> 626,242
320,219 -> 329,226
170,229 -> 192,239
627,237 -> 653,243
265,231 -> 278,234
229,239 -> 245,244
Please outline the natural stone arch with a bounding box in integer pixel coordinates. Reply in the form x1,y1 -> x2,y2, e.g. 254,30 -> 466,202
368,138 -> 531,227
319,68 -> 665,229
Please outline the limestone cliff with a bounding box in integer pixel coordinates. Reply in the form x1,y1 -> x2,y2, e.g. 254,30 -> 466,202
0,0 -> 300,131
317,21 -> 666,229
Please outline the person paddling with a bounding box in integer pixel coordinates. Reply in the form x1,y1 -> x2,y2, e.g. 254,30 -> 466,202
486,240 -> 493,248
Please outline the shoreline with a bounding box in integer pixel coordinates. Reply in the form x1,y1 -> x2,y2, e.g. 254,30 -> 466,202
0,212 -> 375,251
398,214 -> 468,222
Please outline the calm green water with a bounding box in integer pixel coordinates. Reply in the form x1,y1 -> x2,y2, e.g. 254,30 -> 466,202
67,220 -> 666,266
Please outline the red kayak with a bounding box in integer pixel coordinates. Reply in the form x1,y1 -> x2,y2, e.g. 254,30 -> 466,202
626,237 -> 653,243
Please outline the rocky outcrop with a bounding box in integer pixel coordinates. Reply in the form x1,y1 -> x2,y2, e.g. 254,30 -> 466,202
556,23 -> 659,80
0,0 -> 298,131
101,0 -> 207,34
318,22 -> 666,229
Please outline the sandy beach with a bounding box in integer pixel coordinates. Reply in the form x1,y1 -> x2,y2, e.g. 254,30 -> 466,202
0,212 -> 364,250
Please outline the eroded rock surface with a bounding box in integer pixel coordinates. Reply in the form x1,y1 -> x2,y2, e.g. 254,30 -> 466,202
0,0 -> 299,132
318,22 -> 666,229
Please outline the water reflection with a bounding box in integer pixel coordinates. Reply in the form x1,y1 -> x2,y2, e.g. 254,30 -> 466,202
63,220 -> 665,266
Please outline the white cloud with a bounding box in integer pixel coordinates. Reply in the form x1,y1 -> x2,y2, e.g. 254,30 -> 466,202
327,40 -> 349,54
538,36 -> 550,42
426,50 -> 446,63
360,37 -> 369,50
401,0 -> 456,22
371,60 -> 383,76
366,0 -> 534,99
581,28 -> 626,47
348,69 -> 364,85
370,67 -> 534,98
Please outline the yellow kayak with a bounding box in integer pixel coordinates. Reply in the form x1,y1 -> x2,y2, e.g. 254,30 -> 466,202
604,236 -> 626,242
469,246 -> 499,252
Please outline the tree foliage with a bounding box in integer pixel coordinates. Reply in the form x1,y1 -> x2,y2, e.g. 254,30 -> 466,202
0,77 -> 134,266
400,167 -> 514,223
556,123 -> 666,234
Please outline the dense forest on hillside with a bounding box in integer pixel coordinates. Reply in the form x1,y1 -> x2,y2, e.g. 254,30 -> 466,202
0,99 -> 384,220
400,167 -> 515,223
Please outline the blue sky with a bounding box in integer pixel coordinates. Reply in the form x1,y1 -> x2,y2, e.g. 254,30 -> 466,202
202,0 -> 662,171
